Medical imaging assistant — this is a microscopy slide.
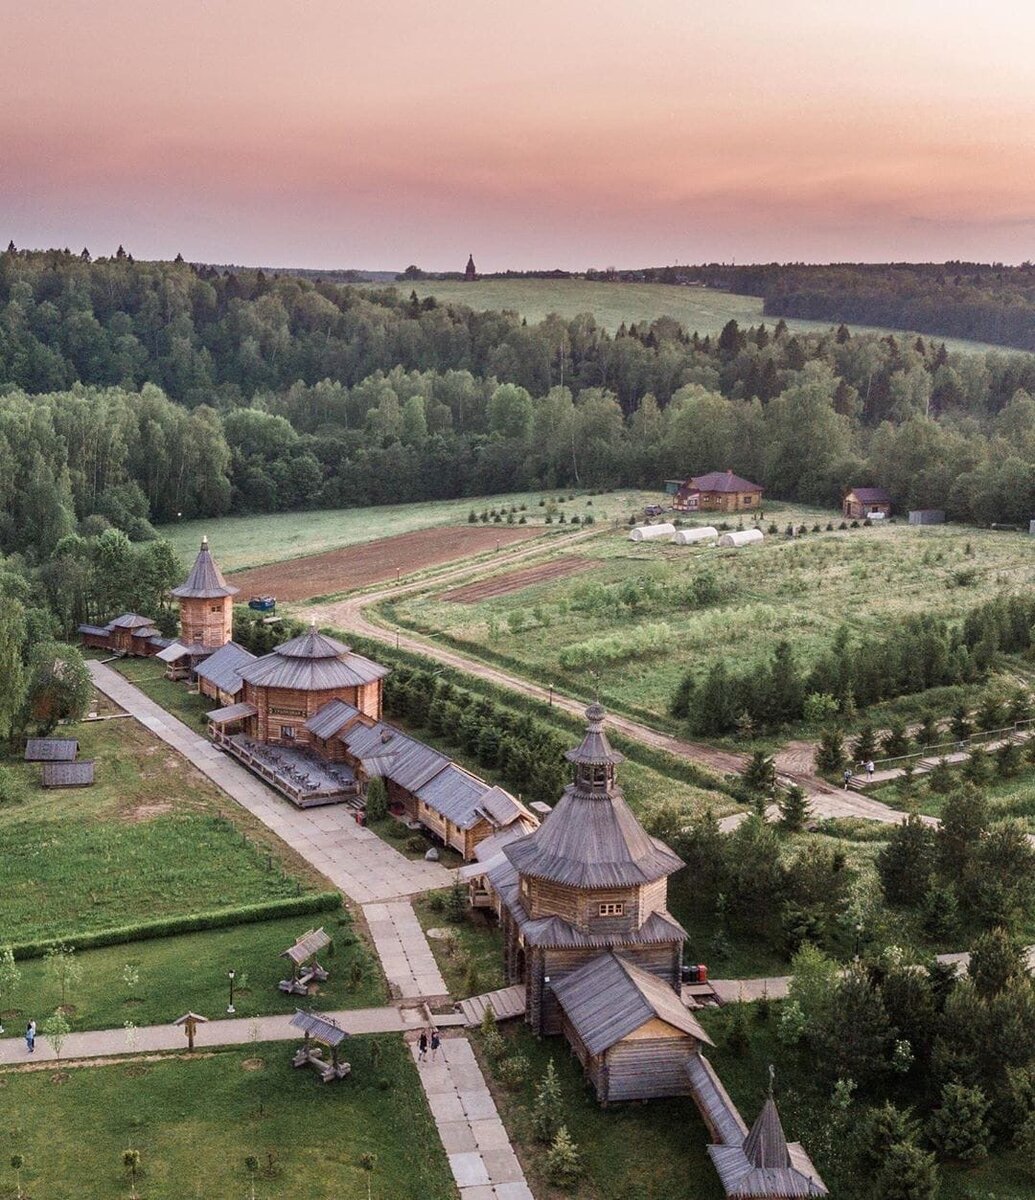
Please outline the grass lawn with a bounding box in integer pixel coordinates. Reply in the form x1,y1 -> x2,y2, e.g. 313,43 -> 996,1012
158,488 -> 656,574
102,655 -> 212,733
413,892 -> 505,998
369,278 -> 1012,355
384,510 -> 1035,730
874,759 -> 1035,830
0,699 -> 326,945
1,913 -> 384,1037
0,1038 -> 453,1200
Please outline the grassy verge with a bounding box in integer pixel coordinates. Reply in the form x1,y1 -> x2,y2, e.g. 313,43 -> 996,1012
366,815 -> 464,869
102,655 -> 212,731
1,913 -> 384,1035
0,1038 -> 452,1200
413,892 -> 505,998
0,699 -> 326,945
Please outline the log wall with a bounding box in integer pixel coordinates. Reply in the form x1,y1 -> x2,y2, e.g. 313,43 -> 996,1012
179,596 -> 233,650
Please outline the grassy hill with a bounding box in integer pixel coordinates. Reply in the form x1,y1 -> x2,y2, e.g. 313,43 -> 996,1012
379,277 -> 1015,354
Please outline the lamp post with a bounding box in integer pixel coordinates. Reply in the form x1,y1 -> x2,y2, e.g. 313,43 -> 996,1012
548,685 -> 554,707
853,923 -> 863,963
227,969 -> 236,1015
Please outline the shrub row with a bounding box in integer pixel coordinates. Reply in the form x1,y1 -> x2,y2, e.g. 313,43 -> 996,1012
9,891 -> 342,960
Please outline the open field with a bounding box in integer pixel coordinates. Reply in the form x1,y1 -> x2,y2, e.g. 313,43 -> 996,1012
383,508 -> 1035,729
160,488 -> 655,575
380,277 -> 1015,354
443,555 -> 595,603
230,523 -> 545,603
1,914 -> 383,1034
0,1039 -> 452,1200
0,699 -> 325,944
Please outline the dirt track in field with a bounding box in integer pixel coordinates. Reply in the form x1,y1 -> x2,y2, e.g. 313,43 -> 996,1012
442,555 -> 595,603
227,525 -> 543,602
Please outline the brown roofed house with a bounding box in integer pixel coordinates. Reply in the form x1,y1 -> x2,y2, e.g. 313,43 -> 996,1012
675,470 -> 763,514
842,486 -> 891,520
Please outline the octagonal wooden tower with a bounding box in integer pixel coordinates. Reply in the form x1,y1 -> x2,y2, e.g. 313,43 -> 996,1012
493,703 -> 687,1035
171,536 -> 238,651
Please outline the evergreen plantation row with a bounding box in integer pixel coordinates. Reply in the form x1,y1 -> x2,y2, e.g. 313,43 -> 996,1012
672,593 -> 1035,737
5,252 -> 1035,558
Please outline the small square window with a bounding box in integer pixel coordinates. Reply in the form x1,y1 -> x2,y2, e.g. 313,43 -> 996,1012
281,726 -> 296,740
598,902 -> 624,917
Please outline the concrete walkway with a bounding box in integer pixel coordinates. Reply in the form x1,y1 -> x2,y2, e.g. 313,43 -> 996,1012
0,1006 -> 418,1067
364,900 -> 448,1001
413,1036 -> 533,1200
88,661 -> 453,904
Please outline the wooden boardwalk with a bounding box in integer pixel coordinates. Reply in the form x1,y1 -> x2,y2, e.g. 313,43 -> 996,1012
460,985 -> 526,1027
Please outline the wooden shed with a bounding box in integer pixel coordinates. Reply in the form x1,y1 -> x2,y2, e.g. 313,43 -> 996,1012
843,486 -> 891,519
24,738 -> 78,762
551,952 -> 713,1103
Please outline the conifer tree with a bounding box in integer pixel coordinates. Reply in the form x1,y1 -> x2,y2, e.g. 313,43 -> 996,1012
927,1082 -> 991,1163
878,814 -> 935,907
532,1061 -> 564,1143
873,1141 -> 939,1200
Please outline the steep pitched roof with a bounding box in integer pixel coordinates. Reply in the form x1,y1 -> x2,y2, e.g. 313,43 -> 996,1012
108,612 -> 155,629
305,698 -> 363,740
707,1094 -> 828,1197
552,952 -> 713,1055
689,470 -> 763,494
171,536 -> 239,599
504,704 -> 682,888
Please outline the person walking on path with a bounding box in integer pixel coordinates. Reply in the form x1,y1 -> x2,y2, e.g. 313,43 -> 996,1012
417,1029 -> 428,1063
865,759 -> 875,782
430,1030 -> 441,1062
25,1020 -> 35,1053
843,767 -> 853,790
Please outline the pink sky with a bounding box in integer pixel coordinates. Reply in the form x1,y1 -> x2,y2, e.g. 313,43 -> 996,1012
2,0 -> 1034,270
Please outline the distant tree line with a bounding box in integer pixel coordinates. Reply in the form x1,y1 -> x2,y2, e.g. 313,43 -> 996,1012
6,250 -> 1035,557
683,261 -> 1035,354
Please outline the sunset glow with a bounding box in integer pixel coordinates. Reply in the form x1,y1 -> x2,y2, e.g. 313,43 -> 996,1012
3,0 -> 1035,268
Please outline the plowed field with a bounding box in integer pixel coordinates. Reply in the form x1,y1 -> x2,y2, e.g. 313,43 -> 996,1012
228,525 -> 543,602
442,556 -> 595,603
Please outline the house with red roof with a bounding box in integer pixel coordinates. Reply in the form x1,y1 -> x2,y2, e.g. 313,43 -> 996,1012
673,469 -> 763,514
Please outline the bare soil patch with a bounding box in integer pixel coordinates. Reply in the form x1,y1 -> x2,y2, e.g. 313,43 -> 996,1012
241,1057 -> 266,1071
121,802 -> 174,823
442,555 -> 595,603
228,525 -> 543,603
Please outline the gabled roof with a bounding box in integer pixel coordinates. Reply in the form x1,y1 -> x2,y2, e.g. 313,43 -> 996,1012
77,623 -> 111,637
206,701 -> 258,723
171,536 -> 239,599
305,698 -> 362,740
689,470 -> 763,494
478,785 -> 531,828
706,1094 -> 828,1197
238,627 -> 390,692
415,763 -> 489,828
846,486 -> 891,504
552,952 -> 713,1056
24,738 -> 78,762
193,641 -> 255,697
341,721 -> 450,792
290,1009 -> 348,1047
157,641 -> 197,663
282,927 -> 331,965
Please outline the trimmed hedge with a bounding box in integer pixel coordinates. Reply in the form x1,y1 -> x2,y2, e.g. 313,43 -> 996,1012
10,891 -> 342,960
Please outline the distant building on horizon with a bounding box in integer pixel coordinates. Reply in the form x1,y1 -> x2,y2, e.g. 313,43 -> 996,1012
464,254 -> 477,281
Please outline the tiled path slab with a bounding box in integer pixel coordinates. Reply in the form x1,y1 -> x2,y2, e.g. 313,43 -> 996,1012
88,661 -> 453,903
365,900 -> 448,999
412,1036 -> 533,1200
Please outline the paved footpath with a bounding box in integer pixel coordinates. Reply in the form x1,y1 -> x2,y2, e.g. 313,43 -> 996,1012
0,1006 -> 418,1067
412,1037 -> 533,1200
365,900 -> 448,1001
88,661 -> 452,904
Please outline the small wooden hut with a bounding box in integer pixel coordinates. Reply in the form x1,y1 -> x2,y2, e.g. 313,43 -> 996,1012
843,486 -> 891,520
42,761 -> 95,788
551,952 -> 714,1103
193,641 -> 256,704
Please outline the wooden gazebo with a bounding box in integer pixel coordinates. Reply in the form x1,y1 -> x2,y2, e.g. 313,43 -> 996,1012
290,1010 -> 351,1083
279,928 -> 331,995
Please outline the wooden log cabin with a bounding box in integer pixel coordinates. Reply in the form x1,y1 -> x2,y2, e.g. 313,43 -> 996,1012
192,641 -> 256,705
842,485 -> 891,520
160,536 -> 239,679
488,703 -> 686,1035
673,469 -> 763,514
550,952 -> 714,1103
77,613 -> 169,657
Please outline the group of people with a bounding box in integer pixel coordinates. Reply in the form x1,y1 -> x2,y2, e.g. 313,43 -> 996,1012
416,1027 -> 440,1063
843,759 -> 876,788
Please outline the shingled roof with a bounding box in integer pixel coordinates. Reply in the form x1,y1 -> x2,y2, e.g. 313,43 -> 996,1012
552,952 -> 713,1055
504,705 -> 682,888
193,641 -> 255,698
689,470 -> 763,494
238,626 -> 390,692
171,536 -> 239,599
846,486 -> 891,505
707,1093 -> 828,1197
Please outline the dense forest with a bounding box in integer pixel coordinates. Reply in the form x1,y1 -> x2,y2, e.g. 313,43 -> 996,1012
675,262 -> 1035,354
4,248 -> 1035,570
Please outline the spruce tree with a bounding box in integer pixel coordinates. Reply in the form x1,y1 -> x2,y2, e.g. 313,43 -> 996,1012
873,1141 -> 939,1200
969,926 -> 1024,998
878,814 -> 935,907
532,1061 -> 564,1143
545,1126 -> 583,1187
741,751 -> 776,800
853,723 -> 878,762
927,1082 -> 991,1163
778,785 -> 811,832
815,728 -> 846,775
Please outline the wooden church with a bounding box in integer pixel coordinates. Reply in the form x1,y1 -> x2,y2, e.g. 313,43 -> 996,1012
157,536 -> 240,678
